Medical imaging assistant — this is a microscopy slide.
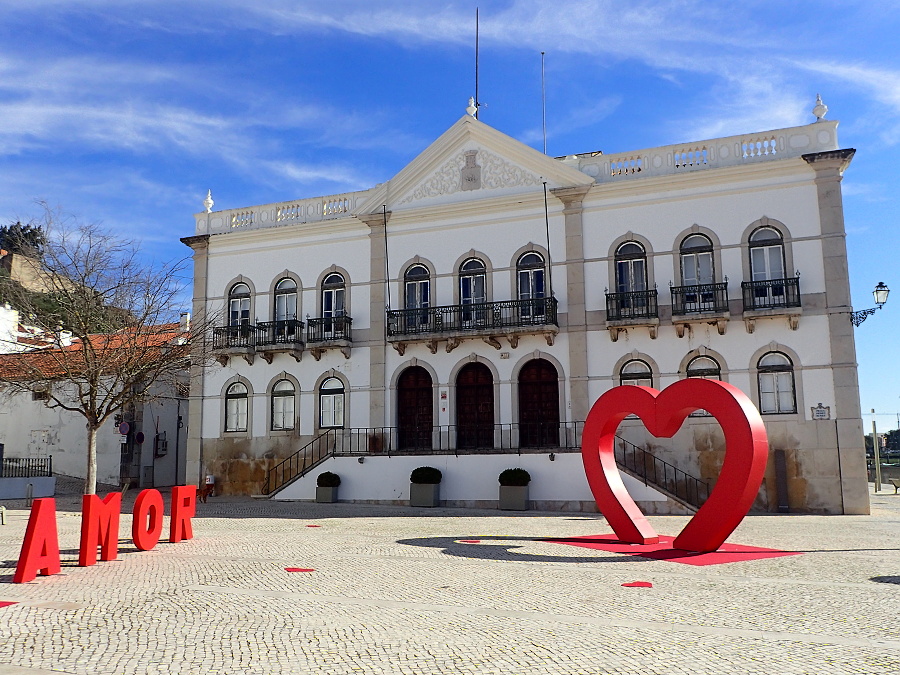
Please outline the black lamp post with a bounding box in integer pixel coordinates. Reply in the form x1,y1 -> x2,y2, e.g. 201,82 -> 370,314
851,282 -> 890,327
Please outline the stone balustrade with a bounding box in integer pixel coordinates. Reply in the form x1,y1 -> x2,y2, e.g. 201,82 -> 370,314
566,120 -> 839,182
195,189 -> 372,235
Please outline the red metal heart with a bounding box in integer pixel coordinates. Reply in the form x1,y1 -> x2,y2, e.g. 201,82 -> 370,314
581,379 -> 768,553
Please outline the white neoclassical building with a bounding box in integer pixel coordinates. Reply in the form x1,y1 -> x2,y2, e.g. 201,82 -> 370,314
182,99 -> 868,515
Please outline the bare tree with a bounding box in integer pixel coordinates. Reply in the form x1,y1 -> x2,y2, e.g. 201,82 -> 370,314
0,207 -> 215,495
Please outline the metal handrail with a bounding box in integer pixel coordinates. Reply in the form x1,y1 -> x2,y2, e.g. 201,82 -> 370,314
1,456 -> 53,478
256,319 -> 305,346
386,297 -> 558,338
262,429 -> 337,494
613,436 -> 709,508
741,276 -> 801,311
605,289 -> 659,321
306,316 -> 352,344
260,421 -> 711,512
212,324 -> 258,350
671,281 -> 729,315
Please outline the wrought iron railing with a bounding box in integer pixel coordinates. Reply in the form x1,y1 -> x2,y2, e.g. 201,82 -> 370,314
327,422 -> 583,456
386,297 -> 558,338
605,289 -> 659,321
1,456 -> 53,478
614,436 -> 709,509
260,422 -> 710,512
671,282 -> 729,315
741,276 -> 801,311
256,319 -> 305,347
262,429 -> 337,495
306,316 -> 352,344
212,324 -> 258,350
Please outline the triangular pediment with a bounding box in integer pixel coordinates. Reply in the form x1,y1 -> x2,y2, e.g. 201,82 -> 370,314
358,115 -> 593,214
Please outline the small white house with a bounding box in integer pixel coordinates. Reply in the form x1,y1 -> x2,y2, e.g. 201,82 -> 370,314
182,98 -> 868,514
0,327 -> 189,489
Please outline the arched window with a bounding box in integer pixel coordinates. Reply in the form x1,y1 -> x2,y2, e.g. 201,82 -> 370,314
758,352 -> 796,414
321,273 -> 345,319
271,380 -> 295,431
616,242 -> 647,294
225,382 -> 248,432
620,359 -> 652,387
319,377 -> 345,428
228,283 -> 251,327
517,252 -> 546,319
404,265 -> 430,309
459,258 -> 486,324
747,226 -> 792,308
274,279 -> 297,322
405,264 -> 430,327
686,355 -> 721,380
749,227 -> 786,282
686,355 -> 720,417
321,273 -> 346,338
681,234 -> 714,287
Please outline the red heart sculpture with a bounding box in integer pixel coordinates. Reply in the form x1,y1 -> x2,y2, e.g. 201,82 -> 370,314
581,379 -> 768,553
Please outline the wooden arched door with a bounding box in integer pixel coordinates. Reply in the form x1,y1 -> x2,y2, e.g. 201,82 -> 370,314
397,366 -> 433,450
518,359 -> 560,448
456,363 -> 494,450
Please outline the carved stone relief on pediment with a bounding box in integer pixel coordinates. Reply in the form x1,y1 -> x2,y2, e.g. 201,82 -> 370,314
398,148 -> 542,205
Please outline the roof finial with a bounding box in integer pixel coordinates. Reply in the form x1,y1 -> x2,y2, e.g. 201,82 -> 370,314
466,96 -> 477,117
812,93 -> 828,122
203,189 -> 214,213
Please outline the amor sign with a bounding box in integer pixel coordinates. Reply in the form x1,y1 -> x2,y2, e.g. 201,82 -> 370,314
13,486 -> 196,584
581,379 -> 768,553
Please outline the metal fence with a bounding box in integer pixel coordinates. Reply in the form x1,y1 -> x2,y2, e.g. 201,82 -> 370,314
1,456 -> 53,478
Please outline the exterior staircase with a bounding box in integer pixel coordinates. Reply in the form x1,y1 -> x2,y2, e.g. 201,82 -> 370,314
261,426 -> 710,512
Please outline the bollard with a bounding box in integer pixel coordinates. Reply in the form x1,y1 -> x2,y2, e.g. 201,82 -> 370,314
25,483 -> 34,508
0,505 -> 6,525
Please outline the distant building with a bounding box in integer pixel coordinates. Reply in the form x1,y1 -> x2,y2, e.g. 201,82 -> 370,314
0,324 -> 189,488
182,100 -> 867,514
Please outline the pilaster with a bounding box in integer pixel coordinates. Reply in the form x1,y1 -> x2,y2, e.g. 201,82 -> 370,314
802,149 -> 868,513
180,234 -> 210,487
551,185 -> 592,422
359,211 -> 391,428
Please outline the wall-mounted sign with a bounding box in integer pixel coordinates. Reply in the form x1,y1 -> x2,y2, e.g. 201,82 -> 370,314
811,403 -> 831,420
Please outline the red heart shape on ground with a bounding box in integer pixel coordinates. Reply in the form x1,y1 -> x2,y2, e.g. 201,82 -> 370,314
581,379 -> 768,553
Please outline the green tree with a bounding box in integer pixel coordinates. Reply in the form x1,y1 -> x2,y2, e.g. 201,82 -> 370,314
0,221 -> 45,257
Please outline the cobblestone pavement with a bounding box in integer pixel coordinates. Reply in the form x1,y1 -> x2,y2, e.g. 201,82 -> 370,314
1,482 -> 899,675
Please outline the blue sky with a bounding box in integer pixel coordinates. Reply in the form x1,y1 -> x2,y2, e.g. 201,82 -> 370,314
1,1 -> 899,427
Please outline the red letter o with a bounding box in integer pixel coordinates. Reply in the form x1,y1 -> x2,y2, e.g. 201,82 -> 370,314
132,489 -> 164,551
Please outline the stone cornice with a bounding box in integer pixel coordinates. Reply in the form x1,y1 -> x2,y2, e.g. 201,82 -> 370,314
802,148 -> 856,174
180,234 -> 210,250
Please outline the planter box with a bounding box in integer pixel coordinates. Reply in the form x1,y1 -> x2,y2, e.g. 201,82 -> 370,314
316,486 -> 338,503
499,485 -> 529,511
409,482 -> 440,507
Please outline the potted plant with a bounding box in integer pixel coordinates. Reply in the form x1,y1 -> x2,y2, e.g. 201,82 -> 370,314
498,468 -> 531,511
316,471 -> 341,503
409,466 -> 442,507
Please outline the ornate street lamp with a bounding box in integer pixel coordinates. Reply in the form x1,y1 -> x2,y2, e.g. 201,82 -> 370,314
851,282 -> 890,327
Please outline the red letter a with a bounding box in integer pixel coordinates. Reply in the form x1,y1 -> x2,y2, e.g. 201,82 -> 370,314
169,485 -> 196,543
79,492 -> 122,567
14,498 -> 61,583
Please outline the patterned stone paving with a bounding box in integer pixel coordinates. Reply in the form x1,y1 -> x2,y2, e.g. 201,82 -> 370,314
1,481 -> 899,674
